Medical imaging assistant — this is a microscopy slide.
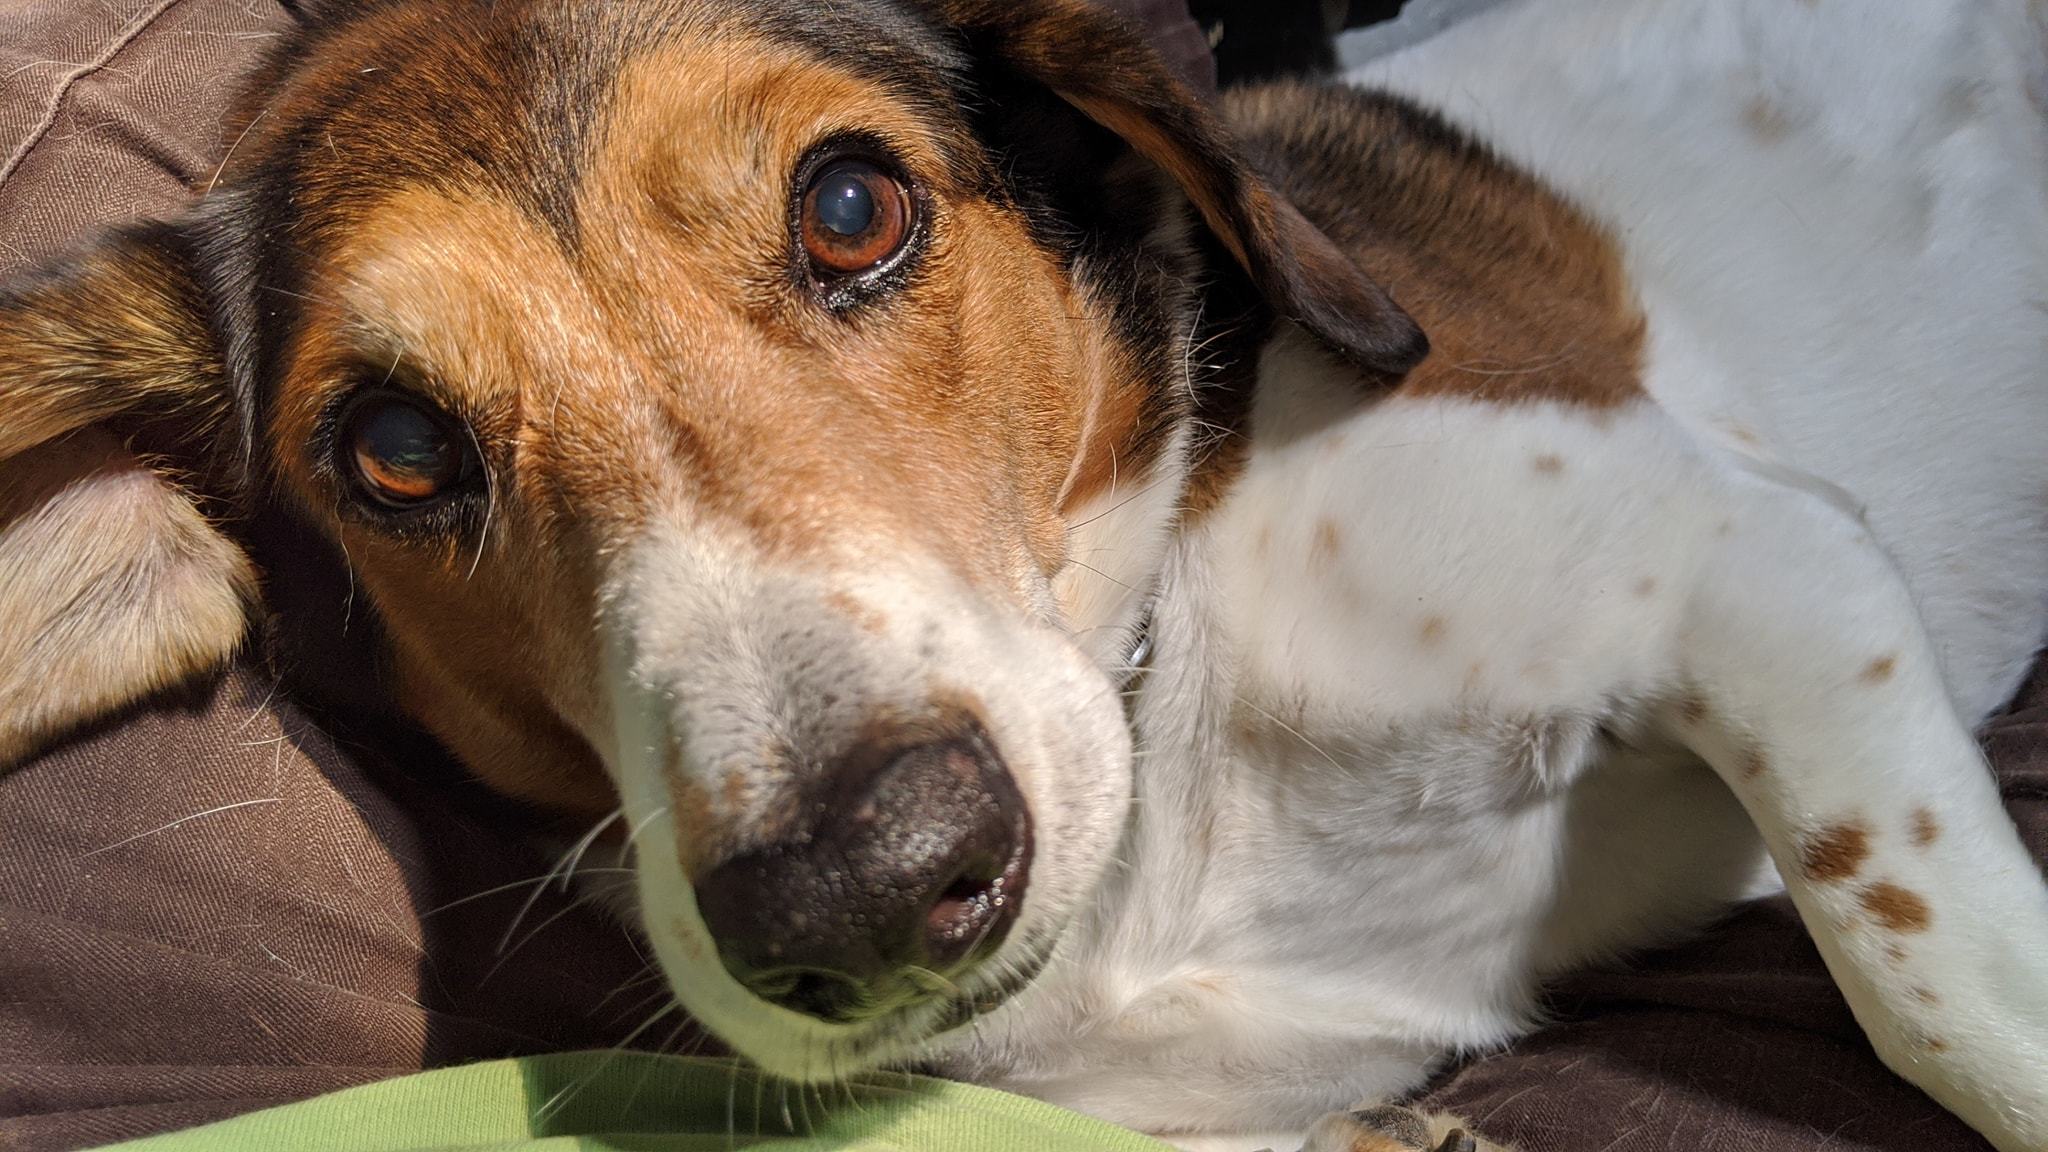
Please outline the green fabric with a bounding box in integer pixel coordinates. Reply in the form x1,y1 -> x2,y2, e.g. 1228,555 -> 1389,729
96,1051 -> 1178,1152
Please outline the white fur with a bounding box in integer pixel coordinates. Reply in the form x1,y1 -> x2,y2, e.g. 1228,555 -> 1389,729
941,2 -> 2048,1149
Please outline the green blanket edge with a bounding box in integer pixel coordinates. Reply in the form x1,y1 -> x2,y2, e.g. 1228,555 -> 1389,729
94,1051 -> 1180,1152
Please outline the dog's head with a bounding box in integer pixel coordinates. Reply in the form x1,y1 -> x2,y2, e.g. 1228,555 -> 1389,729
0,0 -> 1419,1078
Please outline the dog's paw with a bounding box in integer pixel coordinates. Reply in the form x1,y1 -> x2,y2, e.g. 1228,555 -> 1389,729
1296,1104 -> 1510,1152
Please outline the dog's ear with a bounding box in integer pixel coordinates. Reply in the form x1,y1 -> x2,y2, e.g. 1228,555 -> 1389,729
0,221 -> 257,768
924,0 -> 1428,377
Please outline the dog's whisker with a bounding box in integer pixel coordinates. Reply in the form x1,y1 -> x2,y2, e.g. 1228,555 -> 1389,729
1237,696 -> 1348,774
1068,471 -> 1174,529
76,797 -> 280,859
590,961 -> 664,1011
464,419 -> 497,581
419,868 -> 634,918
494,809 -> 623,953
557,807 -> 625,893
619,805 -> 671,862
529,1000 -> 679,1126
603,980 -> 680,1028
481,890 -> 602,985
724,1047 -> 742,1150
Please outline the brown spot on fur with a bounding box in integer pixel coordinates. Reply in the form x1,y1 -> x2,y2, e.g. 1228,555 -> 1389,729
1743,95 -> 1793,143
1532,453 -> 1565,476
1922,1035 -> 1949,1053
1912,986 -> 1940,1005
1800,821 -> 1871,884
1860,655 -> 1897,684
1633,576 -> 1657,597
1462,661 -> 1486,695
1739,746 -> 1769,780
1678,695 -> 1710,725
1860,882 -> 1933,933
1311,519 -> 1342,570
1419,615 -> 1448,645
1910,807 -> 1940,849
824,590 -> 887,635
1886,944 -> 1909,964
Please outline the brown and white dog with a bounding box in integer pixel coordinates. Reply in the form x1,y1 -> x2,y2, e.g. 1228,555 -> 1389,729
5,2 -> 2048,1150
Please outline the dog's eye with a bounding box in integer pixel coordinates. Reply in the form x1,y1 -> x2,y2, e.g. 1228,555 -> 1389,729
800,159 -> 912,276
342,394 -> 474,508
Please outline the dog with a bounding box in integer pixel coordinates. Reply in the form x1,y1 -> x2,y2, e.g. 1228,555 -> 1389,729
3,1 -> 2047,1149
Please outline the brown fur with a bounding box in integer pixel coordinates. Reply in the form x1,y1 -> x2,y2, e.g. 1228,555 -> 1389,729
1175,83 -> 1646,513
1860,881 -> 1934,934
1910,807 -> 1942,849
1800,820 -> 1872,884
0,229 -> 225,460
1227,84 -> 1646,411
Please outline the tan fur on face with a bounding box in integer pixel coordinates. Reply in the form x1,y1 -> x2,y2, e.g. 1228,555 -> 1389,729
268,31 -> 1142,811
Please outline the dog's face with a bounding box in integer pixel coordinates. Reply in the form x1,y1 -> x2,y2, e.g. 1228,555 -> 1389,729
0,0 -> 1419,1080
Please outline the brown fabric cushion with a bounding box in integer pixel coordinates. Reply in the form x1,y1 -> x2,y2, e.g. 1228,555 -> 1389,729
0,0 -> 286,276
0,3 -> 2033,1152
0,662 -> 661,1152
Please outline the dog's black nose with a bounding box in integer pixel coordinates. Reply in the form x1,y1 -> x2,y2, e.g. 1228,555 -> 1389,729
694,729 -> 1032,1023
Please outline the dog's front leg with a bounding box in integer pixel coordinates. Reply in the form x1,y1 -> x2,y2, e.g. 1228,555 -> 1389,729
1675,484 -> 2048,1152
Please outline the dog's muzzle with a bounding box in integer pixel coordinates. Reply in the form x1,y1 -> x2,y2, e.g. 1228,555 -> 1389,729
693,722 -> 1033,1024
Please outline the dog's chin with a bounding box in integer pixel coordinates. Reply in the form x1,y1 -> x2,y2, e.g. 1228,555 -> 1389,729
730,927 -> 1067,1083
624,832 -> 1069,1083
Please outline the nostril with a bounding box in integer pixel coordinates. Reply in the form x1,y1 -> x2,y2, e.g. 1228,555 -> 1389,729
924,841 -> 1028,968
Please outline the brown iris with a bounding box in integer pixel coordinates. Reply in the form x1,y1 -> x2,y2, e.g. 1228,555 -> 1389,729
344,394 -> 471,508
800,158 -> 912,277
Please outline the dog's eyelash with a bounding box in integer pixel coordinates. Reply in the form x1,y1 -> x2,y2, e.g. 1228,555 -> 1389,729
312,374 -> 494,541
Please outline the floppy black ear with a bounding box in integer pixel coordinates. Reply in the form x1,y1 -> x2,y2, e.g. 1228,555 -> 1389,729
0,221 -> 256,767
922,0 -> 1428,377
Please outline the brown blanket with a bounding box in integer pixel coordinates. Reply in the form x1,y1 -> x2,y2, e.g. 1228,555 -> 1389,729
0,3 -> 2026,1150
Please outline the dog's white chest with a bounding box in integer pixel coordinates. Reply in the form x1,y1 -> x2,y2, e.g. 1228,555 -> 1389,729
954,369 -> 1770,1134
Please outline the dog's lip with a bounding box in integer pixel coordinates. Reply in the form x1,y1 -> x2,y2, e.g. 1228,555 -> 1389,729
918,926 -> 1059,1036
744,925 -> 1058,1076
